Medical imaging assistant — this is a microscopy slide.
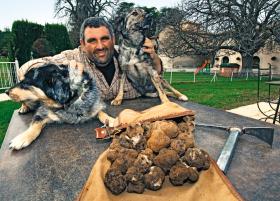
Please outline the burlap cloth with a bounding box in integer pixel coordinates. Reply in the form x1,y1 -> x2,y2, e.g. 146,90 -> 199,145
77,102 -> 244,201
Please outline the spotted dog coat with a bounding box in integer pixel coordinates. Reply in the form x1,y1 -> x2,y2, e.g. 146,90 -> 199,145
111,8 -> 188,105
7,63 -> 104,150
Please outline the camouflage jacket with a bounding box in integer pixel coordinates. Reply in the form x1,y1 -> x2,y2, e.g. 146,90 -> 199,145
18,47 -> 140,101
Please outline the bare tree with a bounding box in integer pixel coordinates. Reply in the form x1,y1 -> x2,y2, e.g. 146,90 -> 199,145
158,7 -> 223,60
55,0 -> 119,46
161,0 -> 280,72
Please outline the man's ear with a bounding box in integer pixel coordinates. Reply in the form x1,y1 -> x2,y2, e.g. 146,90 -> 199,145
80,39 -> 85,49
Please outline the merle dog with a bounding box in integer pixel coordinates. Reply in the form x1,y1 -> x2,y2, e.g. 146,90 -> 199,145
6,63 -> 104,150
111,8 -> 188,105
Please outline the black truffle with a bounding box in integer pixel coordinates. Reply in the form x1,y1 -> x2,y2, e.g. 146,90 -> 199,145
169,161 -> 199,186
104,168 -> 127,195
144,166 -> 165,190
153,148 -> 179,173
183,148 -> 210,170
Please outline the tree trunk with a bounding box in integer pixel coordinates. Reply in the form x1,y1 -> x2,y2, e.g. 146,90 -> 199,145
240,54 -> 254,76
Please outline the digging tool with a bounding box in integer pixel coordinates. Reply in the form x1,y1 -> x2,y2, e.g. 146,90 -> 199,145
196,123 -> 274,174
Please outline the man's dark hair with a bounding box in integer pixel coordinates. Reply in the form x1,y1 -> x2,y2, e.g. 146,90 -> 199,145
80,17 -> 114,41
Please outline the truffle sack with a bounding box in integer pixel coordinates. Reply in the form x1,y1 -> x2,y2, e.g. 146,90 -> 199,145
77,150 -> 243,201
77,102 -> 243,201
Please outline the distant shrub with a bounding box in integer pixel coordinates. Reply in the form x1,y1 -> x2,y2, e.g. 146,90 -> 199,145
0,30 -> 14,59
8,21 -> 72,65
31,38 -> 54,58
11,20 -> 44,65
45,24 -> 72,54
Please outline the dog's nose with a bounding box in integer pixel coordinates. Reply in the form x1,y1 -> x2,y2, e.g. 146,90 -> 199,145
5,90 -> 9,96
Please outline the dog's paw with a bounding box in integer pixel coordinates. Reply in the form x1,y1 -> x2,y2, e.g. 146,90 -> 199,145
18,104 -> 30,114
179,95 -> 188,101
9,133 -> 33,150
111,99 -> 122,106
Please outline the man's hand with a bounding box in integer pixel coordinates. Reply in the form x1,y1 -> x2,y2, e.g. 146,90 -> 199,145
142,38 -> 162,74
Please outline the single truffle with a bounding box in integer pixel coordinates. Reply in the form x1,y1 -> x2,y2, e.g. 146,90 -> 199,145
142,122 -> 152,138
183,148 -> 210,170
178,132 -> 195,149
107,147 -> 138,164
111,158 -> 129,174
104,168 -> 127,195
133,135 -> 147,151
134,151 -> 153,173
169,161 -> 199,185
125,124 -> 144,138
151,120 -> 179,138
178,117 -> 195,133
126,166 -> 144,184
147,129 -> 171,153
170,139 -> 187,156
119,124 -> 146,150
127,182 -> 145,194
125,166 -> 145,194
183,115 -> 195,122
140,148 -> 154,160
119,133 -> 133,149
144,166 -> 165,190
153,148 -> 179,173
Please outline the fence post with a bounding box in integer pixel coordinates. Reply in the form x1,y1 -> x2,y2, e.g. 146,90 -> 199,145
15,58 -> 20,83
169,67 -> 173,84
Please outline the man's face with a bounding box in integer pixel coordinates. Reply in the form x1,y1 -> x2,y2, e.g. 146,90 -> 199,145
81,26 -> 115,67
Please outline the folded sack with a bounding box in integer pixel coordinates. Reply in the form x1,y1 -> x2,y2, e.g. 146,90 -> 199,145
77,101 -> 244,201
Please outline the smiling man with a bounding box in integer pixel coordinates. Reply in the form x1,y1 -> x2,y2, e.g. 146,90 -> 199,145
18,17 -> 162,101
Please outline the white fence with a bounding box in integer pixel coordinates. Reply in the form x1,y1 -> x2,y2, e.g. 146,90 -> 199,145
0,60 -> 19,90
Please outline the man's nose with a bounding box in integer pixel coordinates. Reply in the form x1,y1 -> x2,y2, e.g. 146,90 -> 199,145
96,40 -> 104,49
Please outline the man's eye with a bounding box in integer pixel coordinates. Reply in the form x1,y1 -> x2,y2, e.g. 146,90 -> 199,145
101,37 -> 110,41
87,39 -> 97,43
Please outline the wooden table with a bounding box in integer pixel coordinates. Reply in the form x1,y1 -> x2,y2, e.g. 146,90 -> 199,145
1,98 -> 280,201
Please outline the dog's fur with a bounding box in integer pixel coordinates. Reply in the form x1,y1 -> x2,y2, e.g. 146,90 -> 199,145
111,8 -> 188,105
7,63 -> 104,150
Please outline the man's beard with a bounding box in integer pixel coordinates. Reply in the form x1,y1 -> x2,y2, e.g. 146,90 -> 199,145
91,48 -> 114,67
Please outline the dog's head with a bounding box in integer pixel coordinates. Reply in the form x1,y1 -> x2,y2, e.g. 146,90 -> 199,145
115,8 -> 154,47
6,64 -> 72,107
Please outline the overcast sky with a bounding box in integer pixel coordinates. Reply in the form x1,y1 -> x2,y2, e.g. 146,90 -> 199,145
0,0 -> 180,31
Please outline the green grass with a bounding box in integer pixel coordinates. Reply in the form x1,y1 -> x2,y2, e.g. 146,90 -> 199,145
0,72 -> 278,146
163,72 -> 279,110
0,101 -> 20,147
0,57 -> 20,147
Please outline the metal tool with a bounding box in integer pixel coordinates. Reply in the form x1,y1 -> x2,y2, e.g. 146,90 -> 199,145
196,123 -> 274,174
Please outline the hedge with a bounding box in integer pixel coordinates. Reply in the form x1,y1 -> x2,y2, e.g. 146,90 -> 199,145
45,24 -> 72,54
11,20 -> 44,65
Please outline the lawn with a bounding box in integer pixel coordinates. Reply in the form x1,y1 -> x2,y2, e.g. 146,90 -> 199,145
0,72 -> 278,147
0,101 -> 20,147
163,72 -> 279,109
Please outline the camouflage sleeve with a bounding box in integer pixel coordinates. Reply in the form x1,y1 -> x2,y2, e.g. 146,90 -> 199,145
17,49 -> 79,81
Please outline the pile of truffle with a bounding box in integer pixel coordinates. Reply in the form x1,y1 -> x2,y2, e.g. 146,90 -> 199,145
104,116 -> 210,195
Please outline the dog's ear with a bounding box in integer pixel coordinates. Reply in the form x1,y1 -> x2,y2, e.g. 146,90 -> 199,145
114,13 -> 128,42
45,71 -> 72,105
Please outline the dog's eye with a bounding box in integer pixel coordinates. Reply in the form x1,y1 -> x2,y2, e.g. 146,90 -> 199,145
131,11 -> 138,16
